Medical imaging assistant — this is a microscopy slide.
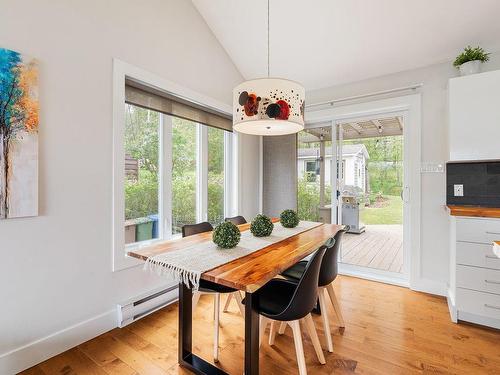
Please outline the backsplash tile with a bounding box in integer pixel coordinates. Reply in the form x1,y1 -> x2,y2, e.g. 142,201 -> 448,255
447,161 -> 500,207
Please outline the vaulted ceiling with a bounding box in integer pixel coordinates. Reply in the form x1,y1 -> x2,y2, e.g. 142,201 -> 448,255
192,0 -> 500,90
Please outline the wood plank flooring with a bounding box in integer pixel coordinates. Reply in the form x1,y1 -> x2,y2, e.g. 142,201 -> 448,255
342,225 -> 403,272
20,276 -> 500,375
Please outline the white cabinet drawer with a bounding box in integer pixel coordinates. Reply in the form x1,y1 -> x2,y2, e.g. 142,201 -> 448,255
456,288 -> 500,320
456,265 -> 500,295
456,217 -> 500,244
456,242 -> 500,270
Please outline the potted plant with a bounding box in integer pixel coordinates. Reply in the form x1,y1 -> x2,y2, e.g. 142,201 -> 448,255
250,214 -> 274,237
280,209 -> 300,228
213,221 -> 241,248
453,46 -> 490,76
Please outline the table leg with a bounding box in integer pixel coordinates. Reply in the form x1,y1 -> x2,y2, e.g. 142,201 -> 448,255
178,283 -> 192,362
178,283 -> 228,375
244,292 -> 260,375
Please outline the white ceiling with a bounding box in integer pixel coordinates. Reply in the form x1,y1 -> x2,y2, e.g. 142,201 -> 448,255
192,0 -> 500,90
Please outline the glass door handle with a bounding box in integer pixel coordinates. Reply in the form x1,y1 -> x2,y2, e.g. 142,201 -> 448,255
400,186 -> 409,203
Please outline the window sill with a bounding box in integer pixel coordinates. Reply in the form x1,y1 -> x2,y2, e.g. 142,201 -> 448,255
114,234 -> 184,272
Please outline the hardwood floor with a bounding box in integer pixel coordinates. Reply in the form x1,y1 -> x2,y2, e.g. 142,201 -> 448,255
20,276 -> 500,375
342,225 -> 403,273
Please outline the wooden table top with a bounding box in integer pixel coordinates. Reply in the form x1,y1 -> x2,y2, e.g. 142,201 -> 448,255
128,222 -> 342,293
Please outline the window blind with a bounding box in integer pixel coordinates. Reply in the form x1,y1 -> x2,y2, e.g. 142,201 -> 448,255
125,79 -> 232,132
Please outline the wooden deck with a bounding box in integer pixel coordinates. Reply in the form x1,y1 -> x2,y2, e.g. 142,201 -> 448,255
341,224 -> 403,273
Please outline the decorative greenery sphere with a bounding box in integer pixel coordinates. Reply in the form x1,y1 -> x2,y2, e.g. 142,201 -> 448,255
250,214 -> 274,237
212,221 -> 241,249
280,209 -> 300,228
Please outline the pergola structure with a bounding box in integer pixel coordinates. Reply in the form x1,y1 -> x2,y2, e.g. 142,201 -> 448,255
299,116 -> 404,220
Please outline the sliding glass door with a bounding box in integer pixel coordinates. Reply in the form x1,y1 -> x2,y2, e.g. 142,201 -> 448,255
298,116 -> 407,284
338,120 -> 405,277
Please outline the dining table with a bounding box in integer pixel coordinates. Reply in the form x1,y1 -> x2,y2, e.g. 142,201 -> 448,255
128,221 -> 342,375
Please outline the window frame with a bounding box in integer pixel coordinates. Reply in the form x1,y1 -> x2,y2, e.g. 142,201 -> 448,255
305,160 -> 316,173
113,59 -> 235,272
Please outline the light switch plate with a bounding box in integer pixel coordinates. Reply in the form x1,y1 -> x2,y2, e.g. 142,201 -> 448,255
420,162 -> 444,173
454,184 -> 464,197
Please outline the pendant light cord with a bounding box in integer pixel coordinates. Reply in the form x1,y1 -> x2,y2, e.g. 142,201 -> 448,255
267,0 -> 270,78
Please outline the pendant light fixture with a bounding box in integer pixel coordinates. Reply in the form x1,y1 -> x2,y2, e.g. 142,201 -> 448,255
232,0 -> 305,136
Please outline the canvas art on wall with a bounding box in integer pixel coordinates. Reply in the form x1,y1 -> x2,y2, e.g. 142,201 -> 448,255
0,47 -> 38,219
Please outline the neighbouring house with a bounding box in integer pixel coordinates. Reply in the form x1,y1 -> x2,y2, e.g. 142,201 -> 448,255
297,144 -> 370,193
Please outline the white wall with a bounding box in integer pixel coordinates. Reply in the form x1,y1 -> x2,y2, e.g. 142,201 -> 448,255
262,135 -> 298,217
238,133 -> 261,220
0,1 -> 259,373
307,52 -> 500,293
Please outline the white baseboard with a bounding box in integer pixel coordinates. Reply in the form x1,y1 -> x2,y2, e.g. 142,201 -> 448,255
458,311 -> 500,330
339,267 -> 409,288
410,278 -> 447,296
0,309 -> 117,375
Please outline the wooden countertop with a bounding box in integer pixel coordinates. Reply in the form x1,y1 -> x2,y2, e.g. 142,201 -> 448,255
447,205 -> 500,218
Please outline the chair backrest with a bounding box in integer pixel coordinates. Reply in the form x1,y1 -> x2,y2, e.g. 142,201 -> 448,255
225,216 -> 247,226
275,245 -> 327,321
182,222 -> 213,238
318,228 -> 347,287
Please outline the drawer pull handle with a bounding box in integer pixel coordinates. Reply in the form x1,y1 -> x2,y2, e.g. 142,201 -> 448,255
485,279 -> 500,285
484,304 -> 500,310
485,255 -> 499,259
485,231 -> 500,235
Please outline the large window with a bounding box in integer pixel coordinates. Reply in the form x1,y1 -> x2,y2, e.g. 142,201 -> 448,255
113,62 -> 236,270
123,104 -> 231,245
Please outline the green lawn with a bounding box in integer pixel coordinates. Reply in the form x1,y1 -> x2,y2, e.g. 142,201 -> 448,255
360,195 -> 403,225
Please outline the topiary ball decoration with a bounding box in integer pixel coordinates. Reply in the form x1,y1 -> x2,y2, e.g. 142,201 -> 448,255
212,221 -> 241,249
250,214 -> 274,237
280,209 -> 300,228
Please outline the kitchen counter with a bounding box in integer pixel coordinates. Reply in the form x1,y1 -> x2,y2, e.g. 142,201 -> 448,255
447,205 -> 500,219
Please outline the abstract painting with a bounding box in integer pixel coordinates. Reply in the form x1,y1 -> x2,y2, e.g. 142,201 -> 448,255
0,48 -> 38,219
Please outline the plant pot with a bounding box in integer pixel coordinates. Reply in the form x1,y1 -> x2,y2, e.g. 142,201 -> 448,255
459,60 -> 482,76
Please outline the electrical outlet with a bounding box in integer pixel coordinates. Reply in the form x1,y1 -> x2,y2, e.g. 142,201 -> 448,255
454,184 -> 464,197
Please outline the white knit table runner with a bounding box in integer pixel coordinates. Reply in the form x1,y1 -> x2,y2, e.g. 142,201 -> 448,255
144,221 -> 323,289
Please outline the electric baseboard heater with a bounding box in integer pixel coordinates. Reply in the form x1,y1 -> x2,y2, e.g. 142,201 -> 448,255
117,284 -> 178,327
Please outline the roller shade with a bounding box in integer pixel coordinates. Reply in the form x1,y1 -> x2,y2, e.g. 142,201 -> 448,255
125,80 -> 232,132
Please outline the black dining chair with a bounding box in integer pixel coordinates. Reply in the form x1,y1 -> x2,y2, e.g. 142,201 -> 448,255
254,246 -> 328,375
182,222 -> 244,363
224,215 -> 247,226
281,228 -> 347,353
